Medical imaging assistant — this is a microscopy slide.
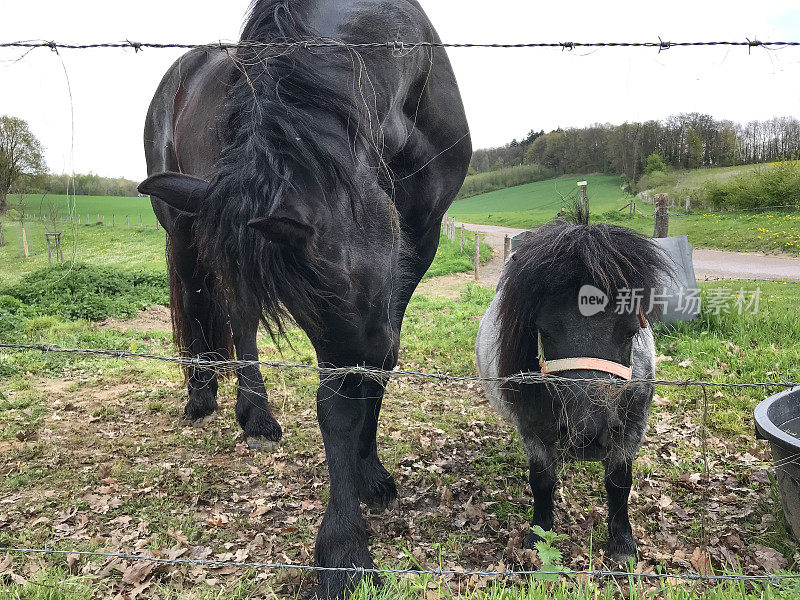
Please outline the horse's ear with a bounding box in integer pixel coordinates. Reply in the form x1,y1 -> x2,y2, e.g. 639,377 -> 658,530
138,172 -> 209,216
248,212 -> 314,247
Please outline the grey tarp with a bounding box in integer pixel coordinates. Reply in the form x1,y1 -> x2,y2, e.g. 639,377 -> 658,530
651,235 -> 699,323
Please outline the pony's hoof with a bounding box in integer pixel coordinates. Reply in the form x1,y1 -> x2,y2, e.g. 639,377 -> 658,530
523,530 -> 544,550
245,435 -> 278,452
187,413 -> 216,427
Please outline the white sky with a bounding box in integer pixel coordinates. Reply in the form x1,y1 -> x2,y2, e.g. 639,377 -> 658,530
1,0 -> 800,182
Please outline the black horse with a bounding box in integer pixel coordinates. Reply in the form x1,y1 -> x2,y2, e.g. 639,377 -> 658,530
139,0 -> 470,596
476,220 -> 672,562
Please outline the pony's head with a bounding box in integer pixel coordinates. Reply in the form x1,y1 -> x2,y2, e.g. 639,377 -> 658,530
497,220 -> 673,455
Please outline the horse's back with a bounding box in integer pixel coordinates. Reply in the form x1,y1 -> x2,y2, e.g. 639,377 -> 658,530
144,49 -> 231,179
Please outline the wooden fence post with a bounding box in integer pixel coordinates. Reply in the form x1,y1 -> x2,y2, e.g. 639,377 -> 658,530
685,197 -> 691,213
504,234 -> 511,262
473,233 -> 480,281
112,214 -> 115,227
0,222 -> 4,247
654,194 -> 669,238
460,226 -> 464,253
21,226 -> 29,258
126,215 -> 129,228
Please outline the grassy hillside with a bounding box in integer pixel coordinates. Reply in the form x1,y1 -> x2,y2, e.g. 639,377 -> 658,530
640,161 -> 799,197
447,168 -> 800,254
448,174 -> 629,228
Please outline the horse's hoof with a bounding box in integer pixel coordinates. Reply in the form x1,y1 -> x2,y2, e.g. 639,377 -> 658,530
241,410 -> 283,445
607,536 -> 638,565
245,435 -> 278,452
187,413 -> 216,427
358,464 -> 397,512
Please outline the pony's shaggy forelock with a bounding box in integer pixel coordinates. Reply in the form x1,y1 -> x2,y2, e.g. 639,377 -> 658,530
195,0 -> 385,338
497,220 -> 673,383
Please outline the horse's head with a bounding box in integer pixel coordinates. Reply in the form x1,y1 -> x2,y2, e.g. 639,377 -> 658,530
497,220 -> 673,456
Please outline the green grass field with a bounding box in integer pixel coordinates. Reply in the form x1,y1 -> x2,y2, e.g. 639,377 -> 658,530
446,169 -> 800,255
448,174 -> 627,228
9,193 -> 158,227
1,187 -> 799,598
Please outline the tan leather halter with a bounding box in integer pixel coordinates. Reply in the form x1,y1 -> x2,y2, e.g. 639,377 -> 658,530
538,308 -> 648,381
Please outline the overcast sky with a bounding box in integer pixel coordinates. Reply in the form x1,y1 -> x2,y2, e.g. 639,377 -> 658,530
2,0 -> 800,182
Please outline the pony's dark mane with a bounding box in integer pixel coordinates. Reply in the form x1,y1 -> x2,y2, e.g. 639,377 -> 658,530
496,221 -> 672,383
196,0 -> 383,337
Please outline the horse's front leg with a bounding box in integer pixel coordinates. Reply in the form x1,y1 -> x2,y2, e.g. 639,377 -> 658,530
603,456 -> 637,563
356,392 -> 397,511
313,373 -> 376,598
230,314 -> 282,450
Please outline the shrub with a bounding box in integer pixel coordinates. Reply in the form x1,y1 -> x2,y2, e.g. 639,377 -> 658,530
457,164 -> 555,200
645,152 -> 667,175
703,162 -> 800,210
1,263 -> 168,322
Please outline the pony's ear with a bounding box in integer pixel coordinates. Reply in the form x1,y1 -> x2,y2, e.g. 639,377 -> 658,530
248,213 -> 314,247
138,172 -> 209,216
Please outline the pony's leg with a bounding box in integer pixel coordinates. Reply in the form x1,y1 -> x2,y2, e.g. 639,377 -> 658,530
231,314 -> 282,450
313,373 -> 383,597
603,457 -> 637,562
523,457 -> 558,548
520,432 -> 558,549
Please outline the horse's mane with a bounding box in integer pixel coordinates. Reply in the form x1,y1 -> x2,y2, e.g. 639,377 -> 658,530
197,0 -> 383,337
496,220 -> 672,382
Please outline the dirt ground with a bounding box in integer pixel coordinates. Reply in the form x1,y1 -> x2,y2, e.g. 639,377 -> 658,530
100,304 -> 172,333
0,352 -> 793,597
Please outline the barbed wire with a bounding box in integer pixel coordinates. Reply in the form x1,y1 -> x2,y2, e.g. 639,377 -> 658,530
1,343 -> 798,390
1,546 -> 798,583
1,38 -> 799,54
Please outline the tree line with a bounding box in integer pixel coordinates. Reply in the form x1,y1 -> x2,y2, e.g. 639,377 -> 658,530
470,113 -> 800,181
32,172 -> 140,198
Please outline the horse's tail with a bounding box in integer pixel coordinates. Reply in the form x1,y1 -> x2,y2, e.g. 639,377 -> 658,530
166,237 -> 234,377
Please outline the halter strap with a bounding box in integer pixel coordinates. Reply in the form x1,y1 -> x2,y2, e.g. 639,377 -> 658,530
541,357 -> 633,380
536,308 -> 648,381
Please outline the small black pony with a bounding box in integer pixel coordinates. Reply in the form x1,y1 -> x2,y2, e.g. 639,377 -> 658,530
476,220 -> 672,562
138,0 -> 470,596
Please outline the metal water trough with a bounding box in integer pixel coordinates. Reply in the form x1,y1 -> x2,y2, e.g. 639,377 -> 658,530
755,389 -> 800,542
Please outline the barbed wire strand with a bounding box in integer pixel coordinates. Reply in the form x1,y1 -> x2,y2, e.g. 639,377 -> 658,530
1,546 -> 799,583
1,39 -> 799,53
1,343 -> 798,390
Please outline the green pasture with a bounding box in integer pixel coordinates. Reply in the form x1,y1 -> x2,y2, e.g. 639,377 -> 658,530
1,185 -> 800,598
10,193 -> 159,227
447,170 -> 800,254
448,174 -> 627,227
